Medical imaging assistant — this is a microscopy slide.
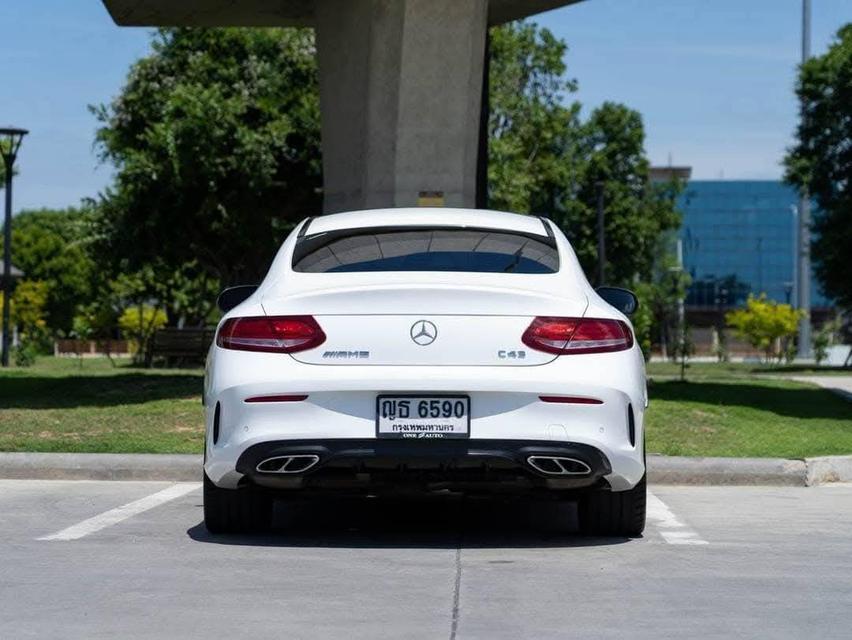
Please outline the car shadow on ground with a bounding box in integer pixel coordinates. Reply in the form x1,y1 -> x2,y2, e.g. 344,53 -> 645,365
186,495 -> 634,549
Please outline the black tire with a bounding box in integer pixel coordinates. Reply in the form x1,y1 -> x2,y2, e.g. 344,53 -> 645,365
578,474 -> 646,537
203,473 -> 273,534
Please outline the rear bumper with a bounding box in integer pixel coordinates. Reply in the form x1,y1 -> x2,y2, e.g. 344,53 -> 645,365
234,438 -> 613,495
204,347 -> 648,491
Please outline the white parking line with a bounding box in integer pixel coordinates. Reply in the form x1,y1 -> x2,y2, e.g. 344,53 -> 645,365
647,492 -> 708,545
37,483 -> 200,541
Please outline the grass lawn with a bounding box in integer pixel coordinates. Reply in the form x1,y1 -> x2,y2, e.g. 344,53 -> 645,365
0,356 -> 850,458
645,361 -> 852,458
0,357 -> 204,454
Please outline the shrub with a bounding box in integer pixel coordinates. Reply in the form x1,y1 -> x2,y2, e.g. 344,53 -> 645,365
726,295 -> 803,363
118,304 -> 168,362
13,342 -> 39,367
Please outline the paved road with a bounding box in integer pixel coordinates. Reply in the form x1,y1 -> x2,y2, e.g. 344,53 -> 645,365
2,480 -> 851,639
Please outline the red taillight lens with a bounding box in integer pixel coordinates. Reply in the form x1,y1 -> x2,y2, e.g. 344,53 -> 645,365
216,316 -> 326,353
522,317 -> 633,355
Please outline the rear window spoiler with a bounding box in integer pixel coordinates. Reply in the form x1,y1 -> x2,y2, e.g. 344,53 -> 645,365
537,216 -> 555,240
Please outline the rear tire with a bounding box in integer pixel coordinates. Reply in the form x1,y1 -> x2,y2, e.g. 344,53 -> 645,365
578,474 -> 646,537
203,473 -> 273,534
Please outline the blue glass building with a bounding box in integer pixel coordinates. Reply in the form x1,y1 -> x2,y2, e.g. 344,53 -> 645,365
677,181 -> 831,310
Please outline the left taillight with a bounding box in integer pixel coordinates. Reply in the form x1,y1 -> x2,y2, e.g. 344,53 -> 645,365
522,316 -> 633,355
216,316 -> 326,353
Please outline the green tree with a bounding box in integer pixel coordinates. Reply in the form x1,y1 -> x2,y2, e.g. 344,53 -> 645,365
0,208 -> 97,333
488,22 -> 580,214
92,27 -> 322,286
0,280 -> 49,335
488,23 -> 682,285
726,295 -> 803,363
784,24 -> 852,309
557,103 -> 682,284
89,261 -> 221,331
0,280 -> 50,361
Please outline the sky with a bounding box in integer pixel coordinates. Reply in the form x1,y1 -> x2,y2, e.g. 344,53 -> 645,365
0,0 -> 849,213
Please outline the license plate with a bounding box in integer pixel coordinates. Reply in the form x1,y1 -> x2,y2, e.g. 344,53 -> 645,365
376,395 -> 470,439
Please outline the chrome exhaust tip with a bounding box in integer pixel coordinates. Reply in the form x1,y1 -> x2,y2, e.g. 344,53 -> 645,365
256,454 -> 320,474
527,456 -> 592,476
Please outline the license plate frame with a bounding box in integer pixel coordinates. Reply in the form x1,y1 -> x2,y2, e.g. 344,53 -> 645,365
375,394 -> 471,439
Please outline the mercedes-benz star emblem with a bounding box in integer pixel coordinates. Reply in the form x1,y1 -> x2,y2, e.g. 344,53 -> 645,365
410,320 -> 438,346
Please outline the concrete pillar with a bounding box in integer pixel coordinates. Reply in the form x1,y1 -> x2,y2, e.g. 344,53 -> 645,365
315,0 -> 488,213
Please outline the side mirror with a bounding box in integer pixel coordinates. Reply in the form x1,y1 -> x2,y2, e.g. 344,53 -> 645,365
596,286 -> 639,315
217,285 -> 259,313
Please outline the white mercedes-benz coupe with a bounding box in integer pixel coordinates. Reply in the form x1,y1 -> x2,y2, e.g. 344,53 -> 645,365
203,208 -> 647,535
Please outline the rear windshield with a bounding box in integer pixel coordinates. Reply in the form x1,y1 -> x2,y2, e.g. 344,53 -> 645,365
292,228 -> 559,274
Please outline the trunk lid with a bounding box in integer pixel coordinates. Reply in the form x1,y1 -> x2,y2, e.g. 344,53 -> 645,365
261,283 -> 588,366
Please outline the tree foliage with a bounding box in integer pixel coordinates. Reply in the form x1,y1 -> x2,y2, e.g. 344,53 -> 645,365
488,23 -> 579,214
784,24 -> 852,310
0,280 -> 49,335
0,208 -> 97,333
557,104 -> 682,284
0,279 -> 50,361
92,27 -> 322,286
488,23 -> 682,285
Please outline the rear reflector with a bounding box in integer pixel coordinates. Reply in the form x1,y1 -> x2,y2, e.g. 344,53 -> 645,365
244,394 -> 309,403
522,317 -> 633,355
539,395 -> 603,405
217,316 -> 326,353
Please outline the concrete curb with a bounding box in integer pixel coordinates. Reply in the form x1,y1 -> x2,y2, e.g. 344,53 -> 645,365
805,455 -> 852,485
647,455 -> 807,486
0,452 -> 201,482
1,452 -> 851,486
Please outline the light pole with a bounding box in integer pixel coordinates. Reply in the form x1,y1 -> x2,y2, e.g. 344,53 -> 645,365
1,127 -> 28,367
797,0 -> 812,358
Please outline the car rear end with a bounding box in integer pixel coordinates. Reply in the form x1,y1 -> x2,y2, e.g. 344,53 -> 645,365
203,210 -> 647,535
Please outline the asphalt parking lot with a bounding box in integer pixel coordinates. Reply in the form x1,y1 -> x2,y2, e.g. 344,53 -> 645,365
2,480 -> 851,639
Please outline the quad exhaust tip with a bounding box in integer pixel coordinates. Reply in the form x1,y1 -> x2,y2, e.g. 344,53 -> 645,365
256,454 -> 320,474
527,456 -> 591,476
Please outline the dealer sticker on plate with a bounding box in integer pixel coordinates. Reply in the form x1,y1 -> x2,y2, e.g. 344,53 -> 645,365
376,395 -> 470,439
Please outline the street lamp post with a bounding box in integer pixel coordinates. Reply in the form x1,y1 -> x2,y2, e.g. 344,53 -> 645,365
1,127 -> 28,367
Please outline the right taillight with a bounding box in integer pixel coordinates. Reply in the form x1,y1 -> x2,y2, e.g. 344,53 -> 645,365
216,316 -> 326,353
522,316 -> 633,355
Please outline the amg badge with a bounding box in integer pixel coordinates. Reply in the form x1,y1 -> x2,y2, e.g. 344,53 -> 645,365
322,350 -> 370,359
